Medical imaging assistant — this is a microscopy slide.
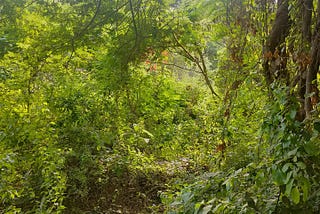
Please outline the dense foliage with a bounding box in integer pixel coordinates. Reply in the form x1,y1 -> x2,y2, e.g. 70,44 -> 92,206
1,0 -> 320,213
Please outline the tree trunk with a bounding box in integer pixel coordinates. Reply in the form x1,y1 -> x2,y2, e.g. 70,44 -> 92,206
296,0 -> 312,120
263,0 -> 290,86
304,2 -> 320,117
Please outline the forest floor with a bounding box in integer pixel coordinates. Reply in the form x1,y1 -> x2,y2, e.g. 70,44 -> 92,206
96,158 -> 195,213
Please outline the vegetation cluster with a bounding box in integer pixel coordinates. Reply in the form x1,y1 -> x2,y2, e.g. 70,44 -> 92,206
1,0 -> 320,213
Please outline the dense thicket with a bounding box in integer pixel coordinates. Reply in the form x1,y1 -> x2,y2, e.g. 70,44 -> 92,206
1,0 -> 320,213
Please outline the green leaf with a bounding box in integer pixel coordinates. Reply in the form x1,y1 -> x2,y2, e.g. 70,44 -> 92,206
272,168 -> 286,185
194,202 -> 203,214
282,163 -> 293,173
296,162 -> 306,170
301,178 -> 310,202
142,129 -> 154,137
211,203 -> 226,213
304,141 -> 318,156
293,156 -> 298,162
289,110 -> 297,120
291,187 -> 300,204
200,205 -> 213,214
284,171 -> 293,184
133,124 -> 139,131
181,192 -> 193,203
285,178 -> 294,197
314,121 -> 320,132
287,148 -> 298,157
302,184 -> 309,202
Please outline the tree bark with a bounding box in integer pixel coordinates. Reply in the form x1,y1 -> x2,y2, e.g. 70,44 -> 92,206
301,0 -> 312,43
263,0 -> 290,86
304,2 -> 320,117
296,0 -> 312,120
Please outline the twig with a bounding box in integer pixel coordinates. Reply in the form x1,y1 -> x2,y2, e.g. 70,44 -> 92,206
129,0 -> 139,48
148,61 -> 199,73
65,0 -> 102,68
172,32 -> 220,98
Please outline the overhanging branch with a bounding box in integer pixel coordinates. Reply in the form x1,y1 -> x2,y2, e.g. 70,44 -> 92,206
172,32 -> 220,98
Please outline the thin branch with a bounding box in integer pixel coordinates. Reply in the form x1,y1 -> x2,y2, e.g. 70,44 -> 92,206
148,61 -> 200,73
129,0 -> 139,47
198,49 -> 220,98
76,0 -> 102,38
22,0 -> 37,10
172,32 -> 198,62
198,48 -> 207,74
172,32 -> 220,98
90,2 -> 129,29
66,0 -> 102,68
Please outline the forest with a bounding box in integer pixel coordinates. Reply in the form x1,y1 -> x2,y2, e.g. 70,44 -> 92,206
1,0 -> 320,213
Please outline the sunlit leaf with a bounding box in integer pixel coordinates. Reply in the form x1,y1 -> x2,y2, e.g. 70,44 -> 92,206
291,187 -> 300,204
